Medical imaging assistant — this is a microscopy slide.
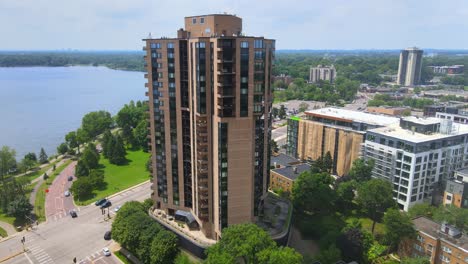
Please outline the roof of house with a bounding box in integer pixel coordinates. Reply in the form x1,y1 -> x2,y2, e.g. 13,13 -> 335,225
270,153 -> 301,168
271,163 -> 311,181
413,216 -> 468,251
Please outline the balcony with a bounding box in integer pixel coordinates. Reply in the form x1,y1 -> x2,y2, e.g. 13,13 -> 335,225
217,58 -> 234,64
217,69 -> 236,75
197,139 -> 208,146
142,46 -> 147,51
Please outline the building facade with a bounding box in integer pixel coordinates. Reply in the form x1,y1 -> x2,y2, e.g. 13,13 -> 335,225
410,217 -> 467,264
443,169 -> 468,208
286,108 -> 398,176
397,47 -> 424,86
270,163 -> 311,194
309,65 -> 337,84
144,14 -> 275,239
363,117 -> 468,211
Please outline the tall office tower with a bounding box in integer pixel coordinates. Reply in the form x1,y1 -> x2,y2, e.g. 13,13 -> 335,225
397,47 -> 424,86
143,14 -> 275,240
309,65 -> 336,84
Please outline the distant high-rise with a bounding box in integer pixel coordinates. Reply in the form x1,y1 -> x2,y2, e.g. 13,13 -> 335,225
143,14 -> 275,240
397,47 -> 423,86
309,65 -> 336,84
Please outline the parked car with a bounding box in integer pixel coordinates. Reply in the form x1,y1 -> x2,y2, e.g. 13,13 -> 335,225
100,200 -> 112,209
103,247 -> 111,256
114,206 -> 121,212
69,210 -> 77,218
95,198 -> 107,206
67,176 -> 73,181
64,190 -> 70,197
104,231 -> 111,240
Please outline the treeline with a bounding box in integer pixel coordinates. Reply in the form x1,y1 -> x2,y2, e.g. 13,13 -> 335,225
273,77 -> 359,104
367,94 -> 434,109
0,51 -> 145,72
425,55 -> 468,86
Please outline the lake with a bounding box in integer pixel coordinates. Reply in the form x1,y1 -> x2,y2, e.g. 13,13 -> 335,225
0,66 -> 145,159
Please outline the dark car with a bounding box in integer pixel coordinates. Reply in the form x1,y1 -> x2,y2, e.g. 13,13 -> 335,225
95,198 -> 107,206
104,231 -> 111,240
100,200 -> 112,209
68,176 -> 73,181
69,210 -> 77,218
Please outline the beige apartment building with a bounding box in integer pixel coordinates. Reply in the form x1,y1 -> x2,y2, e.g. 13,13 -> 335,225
309,65 -> 337,84
397,47 -> 424,86
143,14 -> 275,240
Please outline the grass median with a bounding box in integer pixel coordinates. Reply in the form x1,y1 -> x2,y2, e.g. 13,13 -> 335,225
0,226 -> 7,238
74,149 -> 150,206
34,160 -> 73,222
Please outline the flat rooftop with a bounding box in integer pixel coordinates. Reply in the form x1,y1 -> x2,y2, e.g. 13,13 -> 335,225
272,163 -> 311,180
305,107 -> 399,127
270,153 -> 302,168
369,122 -> 468,143
413,216 -> 467,251
401,116 -> 441,125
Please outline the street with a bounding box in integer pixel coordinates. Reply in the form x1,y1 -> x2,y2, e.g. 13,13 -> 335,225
0,181 -> 151,264
45,161 -> 77,222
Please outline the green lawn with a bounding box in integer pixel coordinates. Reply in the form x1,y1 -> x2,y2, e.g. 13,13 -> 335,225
345,216 -> 385,236
0,213 -> 16,226
115,251 -> 132,264
0,226 -> 7,238
34,160 -> 73,222
75,149 -> 150,205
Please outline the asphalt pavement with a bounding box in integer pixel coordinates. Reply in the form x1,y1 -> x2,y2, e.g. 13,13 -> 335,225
0,181 -> 151,264
45,161 -> 77,222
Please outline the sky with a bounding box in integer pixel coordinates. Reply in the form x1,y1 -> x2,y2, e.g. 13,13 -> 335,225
1,0 -> 467,50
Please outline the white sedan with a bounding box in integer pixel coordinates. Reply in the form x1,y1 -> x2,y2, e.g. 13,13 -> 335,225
103,247 -> 111,256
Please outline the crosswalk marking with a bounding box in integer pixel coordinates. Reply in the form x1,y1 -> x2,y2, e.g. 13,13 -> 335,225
27,245 -> 54,264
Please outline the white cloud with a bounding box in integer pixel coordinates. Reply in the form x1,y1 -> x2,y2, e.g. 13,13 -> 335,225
0,0 -> 466,49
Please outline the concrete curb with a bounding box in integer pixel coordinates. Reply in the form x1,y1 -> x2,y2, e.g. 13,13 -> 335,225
0,250 -> 23,263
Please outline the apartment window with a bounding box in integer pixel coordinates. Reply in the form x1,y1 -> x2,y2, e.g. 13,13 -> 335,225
240,41 -> 249,48
442,246 -> 452,254
157,63 -> 162,68
150,43 -> 161,49
168,62 -> 174,68
158,72 -> 163,78
241,77 -> 248,83
167,42 -> 174,48
413,244 -> 423,252
169,82 -> 175,88
440,255 -> 450,263
200,17 -> 205,24
192,18 -> 197,24
197,42 -> 206,48
426,244 -> 433,252
416,235 -> 424,242
254,39 -> 264,48
254,51 -> 265,59
169,73 -> 175,78
168,53 -> 174,58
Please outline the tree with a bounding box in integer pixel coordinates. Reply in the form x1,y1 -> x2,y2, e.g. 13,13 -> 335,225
88,169 -> 105,188
0,146 -> 17,180
75,160 -> 89,177
336,180 -> 356,212
408,203 -> 437,219
298,102 -> 309,113
434,205 -> 468,232
291,171 -> 335,214
65,131 -> 79,153
24,152 -> 37,162
76,128 -> 90,150
142,198 -> 153,212
337,227 -> 372,263
271,107 -> 279,119
81,143 -> 100,170
314,244 -> 341,264
7,196 -> 33,219
174,253 -> 194,264
109,135 -> 127,165
257,247 -> 303,264
133,119 -> 149,151
278,105 -> 286,119
57,143 -> 69,155
356,179 -> 396,234
70,178 -> 93,200
39,148 -> 48,164
349,158 -> 374,182
383,208 -> 416,249
150,231 -> 179,264
81,110 -> 113,139
270,140 -> 279,154
206,224 -> 276,263
322,151 -> 333,173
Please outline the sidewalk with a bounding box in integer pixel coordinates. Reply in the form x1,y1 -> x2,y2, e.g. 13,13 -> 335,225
0,221 -> 15,237
14,155 -> 64,179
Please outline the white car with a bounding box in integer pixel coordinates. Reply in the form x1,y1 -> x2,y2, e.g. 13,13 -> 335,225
103,247 -> 111,256
114,206 -> 121,212
64,190 -> 70,197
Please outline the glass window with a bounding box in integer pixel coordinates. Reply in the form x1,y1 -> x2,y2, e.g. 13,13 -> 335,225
200,17 -> 205,24
192,18 -> 197,24
198,42 -> 206,48
167,42 -> 174,48
168,53 -> 174,58
254,39 -> 264,48
240,41 -> 249,48
158,72 -> 163,78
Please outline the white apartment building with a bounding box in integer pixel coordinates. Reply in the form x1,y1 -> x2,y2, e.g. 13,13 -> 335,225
363,117 -> 468,211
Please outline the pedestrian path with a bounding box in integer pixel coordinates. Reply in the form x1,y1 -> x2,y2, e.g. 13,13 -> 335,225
0,221 -> 16,237
27,244 -> 54,264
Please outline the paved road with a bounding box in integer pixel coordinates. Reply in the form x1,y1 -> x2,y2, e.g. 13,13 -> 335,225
45,162 -> 77,222
0,182 -> 151,264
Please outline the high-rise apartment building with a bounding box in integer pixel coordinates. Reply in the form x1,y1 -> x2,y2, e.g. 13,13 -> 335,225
143,14 -> 275,240
309,65 -> 336,84
397,47 -> 424,86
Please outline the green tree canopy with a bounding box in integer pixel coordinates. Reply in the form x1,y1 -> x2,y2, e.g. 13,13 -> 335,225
349,158 -> 374,182
291,171 -> 335,214
150,230 -> 179,264
57,143 -> 69,155
383,208 -> 416,249
356,179 -> 396,234
39,147 -> 48,164
434,205 -> 468,232
70,178 -> 93,200
7,195 -> 33,219
257,247 -> 303,264
81,110 -> 113,139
